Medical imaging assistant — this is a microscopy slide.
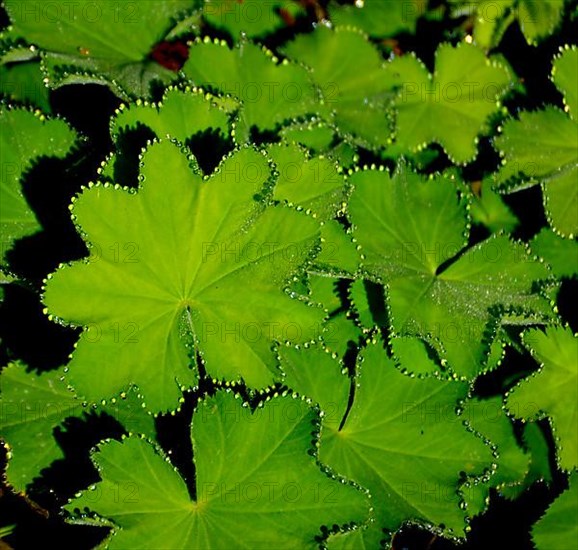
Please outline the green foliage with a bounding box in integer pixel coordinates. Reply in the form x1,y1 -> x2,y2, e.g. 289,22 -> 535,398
2,0 -> 198,98
385,42 -> 513,163
0,0 -> 576,548
43,141 -> 324,411
66,392 -> 369,548
347,164 -> 553,379
532,471 -> 578,550
495,46 -> 578,238
282,26 -> 394,148
0,107 -> 77,264
506,326 -> 578,471
448,0 -> 566,48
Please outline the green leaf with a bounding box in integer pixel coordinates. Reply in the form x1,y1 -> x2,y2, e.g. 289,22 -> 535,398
532,471 -> 578,550
390,336 -> 442,377
282,26 -> 395,149
43,141 -> 324,412
0,268 -> 16,303
531,228 -> 578,279
385,42 -> 513,163
501,422 -> 553,500
448,0 -> 564,47
517,0 -> 566,45
279,344 -> 349,431
0,60 -> 51,112
67,391 -> 370,548
348,279 -> 374,332
3,0 -> 196,99
0,107 -> 77,265
267,143 -> 347,221
506,326 -> 578,471
461,396 -> 529,515
0,362 -> 155,491
326,524 -> 384,550
280,121 -> 358,168
281,121 -> 335,153
447,0 -> 515,50
347,164 -> 552,379
469,178 -> 519,233
110,86 -> 231,144
328,0 -> 426,37
319,338 -> 494,538
552,45 -> 578,119
495,47 -> 578,238
0,362 -> 82,491
312,220 -> 361,278
305,275 -> 361,358
182,38 -> 314,139
202,0 -> 304,40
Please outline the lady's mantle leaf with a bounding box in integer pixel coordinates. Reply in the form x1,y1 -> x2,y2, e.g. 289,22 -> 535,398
0,60 -> 51,112
182,38 -> 314,140
43,141 -> 324,412
0,362 -> 155,491
531,228 -> 578,279
494,46 -> 578,237
532,471 -> 578,550
202,0 -> 305,40
468,178 -> 519,234
0,362 -> 81,492
460,396 -> 529,515
66,392 -> 370,549
0,107 -> 77,265
328,0 -> 426,37
506,326 -> 578,471
282,26 -> 395,149
385,42 -> 513,163
279,344 -> 350,431
267,143 -> 347,221
319,338 -> 493,539
110,87 -> 231,144
448,0 -> 565,48
347,164 -> 552,379
3,0 -> 197,99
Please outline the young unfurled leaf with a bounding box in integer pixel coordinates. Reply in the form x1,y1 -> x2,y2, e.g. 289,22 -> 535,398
495,46 -> 578,237
182,39 -> 315,140
531,471 -> 578,550
0,107 -> 77,265
385,42 -> 513,163
43,141 -> 324,412
506,326 -> 578,471
66,392 -> 370,548
282,26 -> 395,149
347,163 -> 552,379
3,0 -> 198,99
